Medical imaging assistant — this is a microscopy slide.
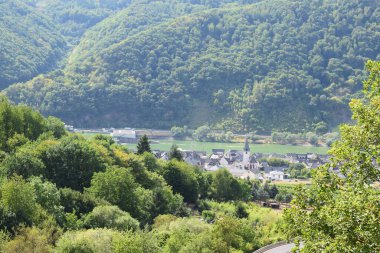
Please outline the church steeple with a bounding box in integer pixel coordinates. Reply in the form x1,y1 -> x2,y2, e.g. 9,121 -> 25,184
244,137 -> 250,152
243,137 -> 250,167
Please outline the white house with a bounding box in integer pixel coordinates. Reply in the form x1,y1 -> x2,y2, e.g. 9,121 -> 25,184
268,171 -> 285,181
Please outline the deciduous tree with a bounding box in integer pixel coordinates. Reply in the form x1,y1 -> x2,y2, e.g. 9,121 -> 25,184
285,61 -> 380,252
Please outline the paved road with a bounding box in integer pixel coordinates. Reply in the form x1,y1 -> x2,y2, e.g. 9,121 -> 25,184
264,243 -> 295,253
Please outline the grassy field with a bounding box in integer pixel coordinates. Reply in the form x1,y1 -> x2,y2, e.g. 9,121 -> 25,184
124,140 -> 329,154
78,132 -> 329,154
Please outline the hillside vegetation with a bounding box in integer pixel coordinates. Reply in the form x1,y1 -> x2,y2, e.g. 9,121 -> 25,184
0,0 -> 134,89
0,96 -> 285,252
4,0 -> 380,132
25,0 -> 133,44
0,0 -> 65,89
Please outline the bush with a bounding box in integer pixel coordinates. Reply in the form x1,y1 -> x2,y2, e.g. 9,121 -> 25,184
3,227 -> 52,253
83,206 -> 139,231
55,229 -> 118,253
202,210 -> 216,223
28,177 -> 64,224
60,188 -> 107,217
235,202 -> 249,219
0,176 -> 39,228
113,231 -> 160,253
160,160 -> 199,203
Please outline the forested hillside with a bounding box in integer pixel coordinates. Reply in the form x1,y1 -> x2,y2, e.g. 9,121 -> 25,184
4,0 -> 380,132
24,0 -> 133,44
0,0 -> 65,89
0,0 -> 133,89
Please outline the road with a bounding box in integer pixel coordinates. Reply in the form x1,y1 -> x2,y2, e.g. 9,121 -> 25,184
263,243 -> 295,253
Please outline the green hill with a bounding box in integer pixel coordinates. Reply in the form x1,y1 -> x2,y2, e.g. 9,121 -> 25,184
0,0 -> 65,89
24,0 -> 133,44
4,0 -> 380,132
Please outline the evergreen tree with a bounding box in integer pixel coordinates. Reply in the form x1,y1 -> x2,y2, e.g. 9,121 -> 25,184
168,144 -> 183,161
136,135 -> 151,155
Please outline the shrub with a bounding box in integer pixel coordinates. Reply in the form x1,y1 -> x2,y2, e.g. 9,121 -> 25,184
83,206 -> 139,231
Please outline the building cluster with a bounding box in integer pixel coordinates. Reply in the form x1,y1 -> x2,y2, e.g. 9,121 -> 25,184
153,139 -> 331,181
66,126 -> 331,181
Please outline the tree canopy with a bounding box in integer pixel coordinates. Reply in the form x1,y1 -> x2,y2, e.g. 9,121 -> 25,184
5,0 -> 380,132
136,135 -> 151,155
285,61 -> 380,252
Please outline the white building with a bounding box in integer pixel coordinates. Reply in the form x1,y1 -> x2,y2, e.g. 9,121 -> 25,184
268,171 -> 285,181
111,129 -> 137,143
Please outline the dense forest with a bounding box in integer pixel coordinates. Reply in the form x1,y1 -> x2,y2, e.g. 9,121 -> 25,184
24,0 -> 133,44
0,96 -> 286,252
0,0 -> 65,89
2,0 -> 380,132
0,0 -> 133,89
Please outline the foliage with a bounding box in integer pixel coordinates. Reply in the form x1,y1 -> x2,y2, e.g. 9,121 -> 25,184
0,97 -> 60,152
83,205 -> 139,231
193,125 -> 234,142
1,148 -> 45,178
0,100 -> 291,251
235,202 -> 249,218
0,176 -> 39,229
2,227 -> 52,253
59,188 -> 107,219
0,230 -> 9,252
55,228 -> 118,253
40,135 -> 106,191
271,131 -> 315,146
251,181 -> 294,203
136,135 -> 151,155
192,125 -> 212,141
210,169 -> 251,201
112,230 -> 160,253
285,163 -> 311,179
6,0 -> 379,131
26,0 -> 132,44
171,126 -> 191,139
160,160 -> 199,203
285,61 -> 380,252
28,177 -> 64,224
168,144 -> 183,161
202,210 -> 216,223
259,157 -> 289,167
87,166 -> 140,216
0,0 -> 65,89
45,116 -> 67,139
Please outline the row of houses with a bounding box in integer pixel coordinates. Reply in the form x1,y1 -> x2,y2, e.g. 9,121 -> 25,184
153,139 -> 331,181
66,125 -> 330,181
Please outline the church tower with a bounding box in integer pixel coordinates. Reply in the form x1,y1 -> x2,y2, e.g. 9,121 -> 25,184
243,137 -> 250,167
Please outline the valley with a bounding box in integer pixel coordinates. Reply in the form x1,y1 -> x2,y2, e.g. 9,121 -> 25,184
0,0 -> 379,252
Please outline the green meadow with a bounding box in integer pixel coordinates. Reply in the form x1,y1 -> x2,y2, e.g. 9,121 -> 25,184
124,140 -> 329,154
79,133 -> 329,154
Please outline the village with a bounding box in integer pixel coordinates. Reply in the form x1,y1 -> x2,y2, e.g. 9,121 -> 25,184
67,126 -> 332,181
152,138 -> 331,181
